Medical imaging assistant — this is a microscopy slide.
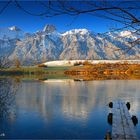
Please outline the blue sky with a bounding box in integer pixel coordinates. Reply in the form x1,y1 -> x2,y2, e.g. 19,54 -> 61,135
0,1 -> 135,33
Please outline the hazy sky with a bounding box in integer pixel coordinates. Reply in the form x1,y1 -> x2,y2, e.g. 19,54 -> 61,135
0,1 -> 137,33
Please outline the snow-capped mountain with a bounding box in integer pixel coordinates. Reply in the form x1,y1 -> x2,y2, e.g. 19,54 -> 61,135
0,24 -> 139,66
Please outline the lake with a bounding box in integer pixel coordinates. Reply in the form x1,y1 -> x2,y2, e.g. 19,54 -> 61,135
0,78 -> 140,139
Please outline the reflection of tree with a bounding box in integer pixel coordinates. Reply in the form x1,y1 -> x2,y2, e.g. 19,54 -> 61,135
0,78 -> 20,121
65,64 -> 140,80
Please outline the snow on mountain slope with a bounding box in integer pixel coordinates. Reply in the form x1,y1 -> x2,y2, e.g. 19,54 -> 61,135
62,29 -> 89,36
44,60 -> 140,66
119,30 -> 132,37
0,24 -> 139,66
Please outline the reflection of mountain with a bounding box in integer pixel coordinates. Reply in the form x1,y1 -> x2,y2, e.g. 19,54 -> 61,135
61,83 -> 95,120
15,81 -> 53,120
15,80 -> 107,121
15,80 -> 140,122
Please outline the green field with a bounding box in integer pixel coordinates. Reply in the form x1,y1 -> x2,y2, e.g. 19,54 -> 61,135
0,66 -> 72,79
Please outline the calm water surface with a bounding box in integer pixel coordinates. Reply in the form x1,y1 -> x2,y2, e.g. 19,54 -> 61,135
0,78 -> 140,139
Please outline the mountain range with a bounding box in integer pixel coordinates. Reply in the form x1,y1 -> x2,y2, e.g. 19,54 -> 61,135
0,24 -> 139,66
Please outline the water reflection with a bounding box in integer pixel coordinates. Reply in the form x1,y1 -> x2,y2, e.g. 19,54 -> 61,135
65,64 -> 140,80
0,78 -> 20,121
16,80 -> 96,121
0,78 -> 140,139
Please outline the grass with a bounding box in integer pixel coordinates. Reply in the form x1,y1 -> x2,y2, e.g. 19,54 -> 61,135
0,66 -> 72,80
0,66 -> 71,74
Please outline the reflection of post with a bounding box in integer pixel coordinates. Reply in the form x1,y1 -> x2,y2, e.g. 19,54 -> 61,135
0,78 -> 20,122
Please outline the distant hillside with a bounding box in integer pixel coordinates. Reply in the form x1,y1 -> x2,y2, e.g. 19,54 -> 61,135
0,24 -> 139,66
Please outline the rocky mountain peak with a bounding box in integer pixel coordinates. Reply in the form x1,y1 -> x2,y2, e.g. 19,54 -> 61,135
8,26 -> 21,31
43,24 -> 56,33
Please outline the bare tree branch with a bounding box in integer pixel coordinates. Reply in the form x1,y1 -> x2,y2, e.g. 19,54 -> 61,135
15,0 -> 49,16
0,0 -> 11,14
0,0 -> 139,55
